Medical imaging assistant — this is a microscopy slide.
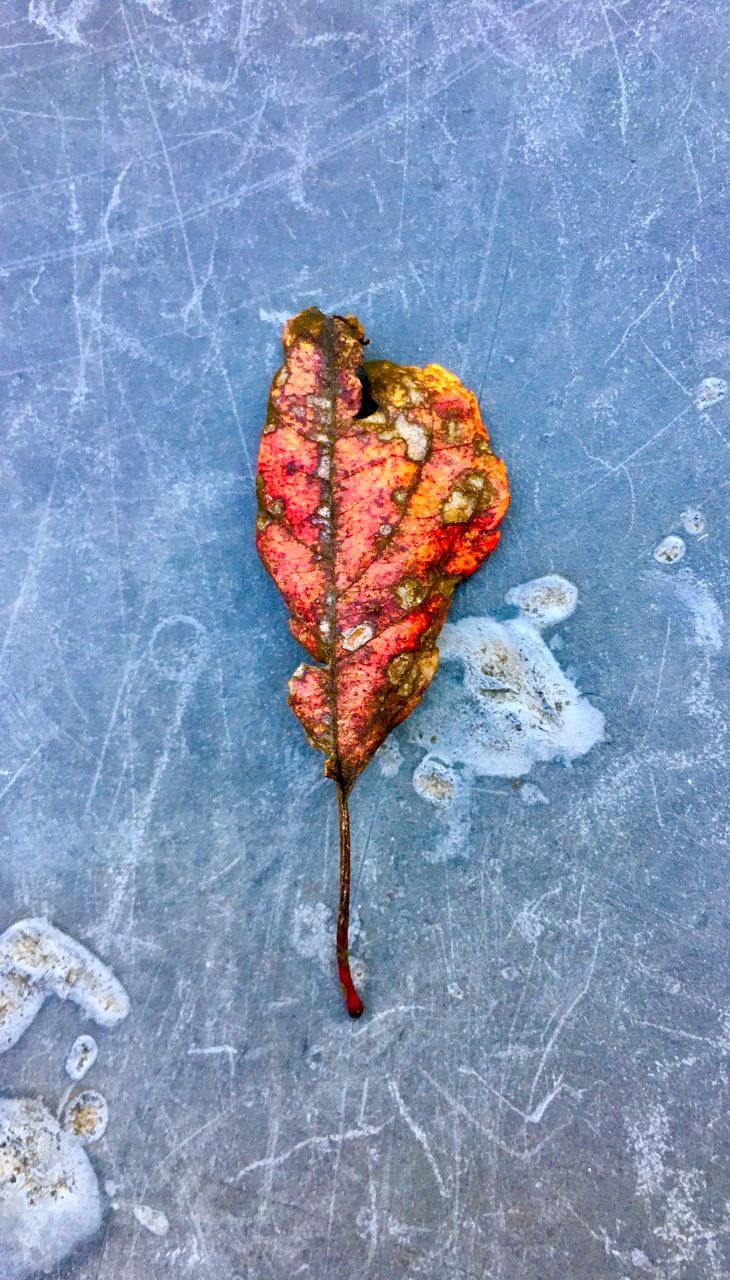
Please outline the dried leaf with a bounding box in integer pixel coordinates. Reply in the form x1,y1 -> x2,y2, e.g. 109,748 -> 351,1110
256,309 -> 510,1016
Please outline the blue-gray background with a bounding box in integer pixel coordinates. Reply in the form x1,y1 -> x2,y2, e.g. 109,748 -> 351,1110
1,1 -> 728,1277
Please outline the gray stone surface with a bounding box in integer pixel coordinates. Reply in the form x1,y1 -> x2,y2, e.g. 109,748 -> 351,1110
0,2 -> 728,1277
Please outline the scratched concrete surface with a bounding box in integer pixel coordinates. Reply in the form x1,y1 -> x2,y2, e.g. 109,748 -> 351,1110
0,1 -> 729,1277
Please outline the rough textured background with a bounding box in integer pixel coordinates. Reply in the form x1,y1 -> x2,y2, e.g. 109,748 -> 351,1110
0,1 -> 728,1277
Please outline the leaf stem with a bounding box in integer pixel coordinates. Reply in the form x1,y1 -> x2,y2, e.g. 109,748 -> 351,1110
335,779 -> 364,1018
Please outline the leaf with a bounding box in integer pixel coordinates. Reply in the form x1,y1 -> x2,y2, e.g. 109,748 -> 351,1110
256,309 -> 510,1016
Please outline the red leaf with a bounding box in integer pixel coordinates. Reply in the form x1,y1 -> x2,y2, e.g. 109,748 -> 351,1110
256,309 -> 510,1016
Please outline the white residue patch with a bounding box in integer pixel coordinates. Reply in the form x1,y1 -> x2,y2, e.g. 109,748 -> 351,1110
695,376 -> 727,410
27,0 -> 97,46
61,1091 -> 109,1145
291,901 -> 330,966
133,1203 -> 170,1236
258,306 -> 292,326
291,900 -> 360,970
627,1102 -> 669,1199
0,918 -> 130,1053
626,1096 -> 719,1271
0,1096 -> 103,1280
669,570 -> 724,651
631,1248 -> 653,1269
510,897 -> 551,945
376,737 -> 403,777
412,757 -> 456,807
653,535 -> 685,565
407,575 -> 604,782
505,574 -> 577,627
519,783 -> 549,806
680,507 -> 706,537
65,1034 -> 98,1081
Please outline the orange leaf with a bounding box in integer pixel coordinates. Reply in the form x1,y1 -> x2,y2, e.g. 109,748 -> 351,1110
256,309 -> 510,1016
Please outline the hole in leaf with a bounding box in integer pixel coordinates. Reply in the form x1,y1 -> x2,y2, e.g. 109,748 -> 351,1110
355,369 -> 378,419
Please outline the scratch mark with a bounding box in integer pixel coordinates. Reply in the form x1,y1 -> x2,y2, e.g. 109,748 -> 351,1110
463,96 -> 516,372
397,0 -> 410,249
188,1045 -> 237,1057
101,159 -> 132,253
363,1158 -> 378,1270
633,1018 -> 711,1044
84,638 -> 143,813
424,1072 -> 541,1161
683,133 -> 702,205
203,853 -> 244,887
155,1103 -> 240,1175
236,1120 -> 389,1181
597,0 -> 629,142
619,463 -> 636,535
354,1004 -> 425,1031
461,1068 -> 566,1126
649,771 -> 664,827
569,405 -> 692,503
0,45 -> 525,278
0,741 -> 44,804
387,1077 -> 448,1198
639,336 -> 692,397
0,450 -> 65,678
118,6 -> 253,481
322,1040 -> 354,1280
477,242 -> 513,405
120,4 -> 199,312
642,618 -> 671,744
604,262 -> 683,363
528,920 -> 603,1109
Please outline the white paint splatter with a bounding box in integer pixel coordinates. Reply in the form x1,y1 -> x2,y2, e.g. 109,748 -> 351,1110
65,1034 -> 98,1082
654,535 -> 686,564
0,919 -> 130,1053
408,575 -> 604,781
61,1091 -> 109,1145
695,376 -> 727,410
0,1097 -> 102,1280
133,1203 -> 170,1236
